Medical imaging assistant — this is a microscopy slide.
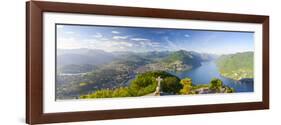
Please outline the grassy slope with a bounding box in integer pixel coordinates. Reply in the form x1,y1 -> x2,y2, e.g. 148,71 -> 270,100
216,52 -> 254,80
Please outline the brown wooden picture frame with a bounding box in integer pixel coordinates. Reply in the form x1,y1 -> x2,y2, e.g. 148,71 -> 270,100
26,1 -> 269,124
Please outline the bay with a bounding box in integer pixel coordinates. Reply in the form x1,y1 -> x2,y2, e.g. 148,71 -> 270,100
170,61 -> 254,92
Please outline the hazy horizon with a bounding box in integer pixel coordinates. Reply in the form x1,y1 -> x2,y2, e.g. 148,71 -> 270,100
56,24 -> 254,55
57,48 -> 254,56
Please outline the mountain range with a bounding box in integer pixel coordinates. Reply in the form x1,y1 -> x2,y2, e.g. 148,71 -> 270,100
57,48 -> 116,66
55,49 -> 217,99
57,48 -> 217,73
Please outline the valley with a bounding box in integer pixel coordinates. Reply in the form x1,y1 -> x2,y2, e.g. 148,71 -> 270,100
55,49 -> 253,100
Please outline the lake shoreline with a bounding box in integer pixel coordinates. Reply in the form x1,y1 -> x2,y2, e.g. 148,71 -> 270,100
168,61 -> 253,92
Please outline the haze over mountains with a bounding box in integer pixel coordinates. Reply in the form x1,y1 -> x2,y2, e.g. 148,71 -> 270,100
57,48 -> 217,67
56,48 -> 218,99
57,48 -> 116,66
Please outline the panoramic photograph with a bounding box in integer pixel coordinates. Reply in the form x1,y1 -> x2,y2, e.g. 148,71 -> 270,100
55,24 -> 254,100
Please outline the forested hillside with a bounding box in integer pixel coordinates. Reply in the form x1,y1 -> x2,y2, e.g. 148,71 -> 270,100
216,52 -> 253,80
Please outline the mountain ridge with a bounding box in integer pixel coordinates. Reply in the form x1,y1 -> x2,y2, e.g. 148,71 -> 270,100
216,51 -> 254,80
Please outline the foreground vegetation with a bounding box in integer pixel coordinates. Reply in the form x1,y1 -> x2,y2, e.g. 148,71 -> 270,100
216,52 -> 253,80
80,71 -> 234,99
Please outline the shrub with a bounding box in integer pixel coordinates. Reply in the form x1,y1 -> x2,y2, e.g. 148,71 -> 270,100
209,78 -> 223,90
161,77 -> 182,94
179,78 -> 192,94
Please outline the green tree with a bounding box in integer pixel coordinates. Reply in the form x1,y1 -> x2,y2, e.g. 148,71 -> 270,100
209,78 -> 223,90
82,89 -> 113,98
129,71 -> 181,96
161,77 -> 182,94
179,78 -> 192,94
129,74 -> 157,96
112,87 -> 131,97
226,87 -> 235,93
80,71 -> 182,99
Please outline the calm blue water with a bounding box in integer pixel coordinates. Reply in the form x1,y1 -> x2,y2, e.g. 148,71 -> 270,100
170,61 -> 253,92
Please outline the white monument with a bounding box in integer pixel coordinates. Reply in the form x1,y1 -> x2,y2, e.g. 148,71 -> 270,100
154,76 -> 163,96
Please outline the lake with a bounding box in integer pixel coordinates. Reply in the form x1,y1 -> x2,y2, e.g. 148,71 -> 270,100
170,61 -> 254,92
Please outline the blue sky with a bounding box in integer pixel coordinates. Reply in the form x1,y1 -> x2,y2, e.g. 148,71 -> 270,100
56,24 -> 254,54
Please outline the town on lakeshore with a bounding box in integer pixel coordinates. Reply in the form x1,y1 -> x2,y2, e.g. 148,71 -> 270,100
56,24 -> 254,100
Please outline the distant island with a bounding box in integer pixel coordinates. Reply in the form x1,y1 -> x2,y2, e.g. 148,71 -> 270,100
216,52 -> 253,80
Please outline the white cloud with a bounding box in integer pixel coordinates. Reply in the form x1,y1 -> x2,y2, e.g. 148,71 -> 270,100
130,38 -> 150,41
151,42 -> 161,46
130,37 -> 161,48
164,37 -> 179,50
137,40 -> 160,48
113,35 -> 129,40
100,38 -> 109,41
82,38 -> 135,52
57,37 -> 84,49
86,39 -> 118,51
58,36 -> 159,52
92,33 -> 103,38
119,41 -> 133,47
118,46 -> 125,49
112,31 -> 120,34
